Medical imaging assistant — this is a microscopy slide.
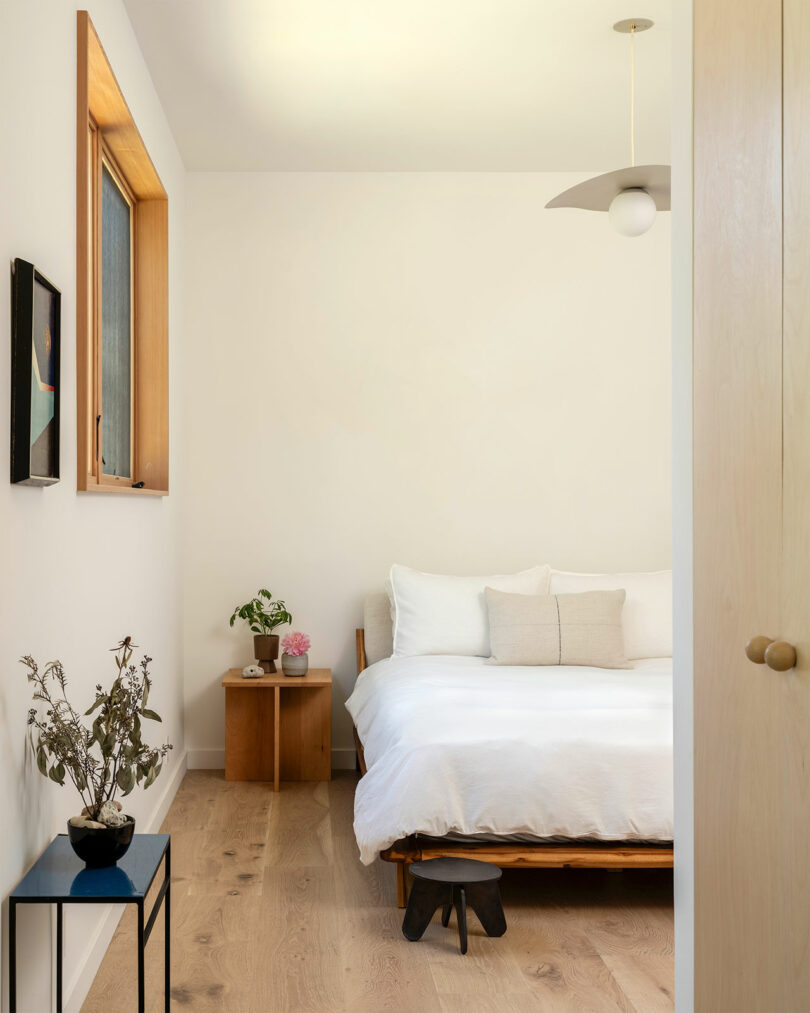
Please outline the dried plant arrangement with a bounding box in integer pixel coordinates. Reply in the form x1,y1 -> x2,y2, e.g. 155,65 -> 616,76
21,637 -> 172,863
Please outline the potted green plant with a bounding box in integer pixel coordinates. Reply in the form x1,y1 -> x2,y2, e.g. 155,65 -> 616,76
22,638 -> 172,868
229,589 -> 293,673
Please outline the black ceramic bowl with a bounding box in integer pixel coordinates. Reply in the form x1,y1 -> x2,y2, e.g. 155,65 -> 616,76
67,817 -> 135,868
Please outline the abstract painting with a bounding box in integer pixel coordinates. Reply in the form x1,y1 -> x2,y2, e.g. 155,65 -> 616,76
11,259 -> 61,485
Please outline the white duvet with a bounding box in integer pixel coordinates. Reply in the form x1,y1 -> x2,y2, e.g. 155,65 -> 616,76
345,655 -> 673,864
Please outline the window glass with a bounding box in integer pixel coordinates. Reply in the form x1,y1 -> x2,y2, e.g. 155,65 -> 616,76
101,163 -> 132,477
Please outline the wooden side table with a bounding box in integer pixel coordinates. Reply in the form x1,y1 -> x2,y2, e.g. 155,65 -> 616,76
221,668 -> 332,790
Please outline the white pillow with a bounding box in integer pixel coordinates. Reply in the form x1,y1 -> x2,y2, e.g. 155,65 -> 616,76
389,564 -> 551,657
549,569 -> 672,660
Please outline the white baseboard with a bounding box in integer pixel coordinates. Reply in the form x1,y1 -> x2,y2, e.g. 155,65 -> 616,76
187,747 -> 224,769
331,747 -> 358,770
145,748 -> 189,833
63,749 -> 188,1013
188,747 -> 357,771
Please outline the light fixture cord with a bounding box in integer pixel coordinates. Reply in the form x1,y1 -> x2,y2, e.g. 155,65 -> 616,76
630,24 -> 636,167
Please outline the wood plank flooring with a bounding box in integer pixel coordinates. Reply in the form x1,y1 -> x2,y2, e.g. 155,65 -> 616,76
82,771 -> 673,1012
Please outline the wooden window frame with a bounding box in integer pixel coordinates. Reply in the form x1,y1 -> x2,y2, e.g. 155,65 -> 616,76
77,11 -> 169,496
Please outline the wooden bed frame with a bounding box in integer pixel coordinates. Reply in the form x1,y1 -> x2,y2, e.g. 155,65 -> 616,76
354,628 -> 673,907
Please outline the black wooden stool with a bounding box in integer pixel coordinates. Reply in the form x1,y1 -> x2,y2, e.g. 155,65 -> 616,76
401,857 -> 506,954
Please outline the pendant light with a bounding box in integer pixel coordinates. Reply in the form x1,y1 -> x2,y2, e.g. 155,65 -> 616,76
545,18 -> 670,236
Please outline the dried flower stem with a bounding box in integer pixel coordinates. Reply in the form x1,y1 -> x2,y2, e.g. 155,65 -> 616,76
22,639 -> 172,820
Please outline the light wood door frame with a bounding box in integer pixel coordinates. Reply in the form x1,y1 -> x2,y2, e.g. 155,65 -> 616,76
778,3 -> 810,1008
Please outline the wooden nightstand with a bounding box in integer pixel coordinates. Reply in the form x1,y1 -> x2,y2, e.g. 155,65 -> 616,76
221,668 -> 332,790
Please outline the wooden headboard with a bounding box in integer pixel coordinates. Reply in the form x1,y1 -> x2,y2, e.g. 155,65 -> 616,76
353,628 -> 370,775
355,629 -> 367,675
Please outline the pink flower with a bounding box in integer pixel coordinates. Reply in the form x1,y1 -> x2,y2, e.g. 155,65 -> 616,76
282,631 -> 311,657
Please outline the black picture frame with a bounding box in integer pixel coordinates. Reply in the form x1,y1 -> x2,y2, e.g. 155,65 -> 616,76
10,258 -> 61,486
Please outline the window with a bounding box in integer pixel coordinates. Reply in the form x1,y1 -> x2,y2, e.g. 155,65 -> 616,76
98,147 -> 134,481
77,12 -> 169,495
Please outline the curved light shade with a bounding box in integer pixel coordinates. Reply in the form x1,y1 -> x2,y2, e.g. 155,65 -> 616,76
545,164 -> 671,212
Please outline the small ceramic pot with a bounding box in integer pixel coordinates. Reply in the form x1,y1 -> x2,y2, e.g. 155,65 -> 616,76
67,817 -> 135,867
254,634 -> 280,673
282,652 -> 308,677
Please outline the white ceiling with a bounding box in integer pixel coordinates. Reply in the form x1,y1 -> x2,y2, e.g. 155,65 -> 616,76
123,0 -> 671,172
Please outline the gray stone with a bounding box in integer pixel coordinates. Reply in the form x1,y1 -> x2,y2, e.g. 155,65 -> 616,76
98,801 -> 127,827
70,816 -> 106,829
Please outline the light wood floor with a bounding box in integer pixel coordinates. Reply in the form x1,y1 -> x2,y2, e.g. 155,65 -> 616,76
82,771 -> 673,1012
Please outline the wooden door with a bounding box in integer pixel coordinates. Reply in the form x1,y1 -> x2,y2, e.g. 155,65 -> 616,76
694,1 -> 810,1009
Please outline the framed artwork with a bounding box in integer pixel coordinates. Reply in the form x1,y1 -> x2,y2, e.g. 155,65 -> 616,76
10,259 -> 61,485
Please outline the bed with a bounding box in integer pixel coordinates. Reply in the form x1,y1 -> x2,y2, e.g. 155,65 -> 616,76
347,592 -> 674,906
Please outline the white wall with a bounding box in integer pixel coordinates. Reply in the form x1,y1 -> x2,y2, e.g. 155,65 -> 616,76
183,171 -> 672,768
672,0 -> 694,1008
0,3 -> 185,1011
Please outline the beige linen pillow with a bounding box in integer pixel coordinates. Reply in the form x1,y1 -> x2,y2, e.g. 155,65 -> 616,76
485,587 -> 630,669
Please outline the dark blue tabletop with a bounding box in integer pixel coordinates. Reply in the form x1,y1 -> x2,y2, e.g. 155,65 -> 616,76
11,834 -> 169,902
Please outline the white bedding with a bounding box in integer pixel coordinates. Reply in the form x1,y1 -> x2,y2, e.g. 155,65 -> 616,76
345,654 -> 673,864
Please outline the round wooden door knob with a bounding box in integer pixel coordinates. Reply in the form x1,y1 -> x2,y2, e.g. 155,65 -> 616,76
764,640 -> 797,672
745,636 -> 773,664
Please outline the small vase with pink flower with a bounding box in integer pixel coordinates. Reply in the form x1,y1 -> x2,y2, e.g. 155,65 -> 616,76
281,631 -> 311,677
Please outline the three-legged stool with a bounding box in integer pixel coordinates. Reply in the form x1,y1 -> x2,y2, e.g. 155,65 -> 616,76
401,857 -> 507,954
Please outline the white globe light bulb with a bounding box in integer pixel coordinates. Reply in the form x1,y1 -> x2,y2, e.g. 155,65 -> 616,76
608,188 -> 657,236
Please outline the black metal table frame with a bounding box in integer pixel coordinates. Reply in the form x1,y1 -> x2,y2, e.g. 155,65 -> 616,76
9,840 -> 171,1013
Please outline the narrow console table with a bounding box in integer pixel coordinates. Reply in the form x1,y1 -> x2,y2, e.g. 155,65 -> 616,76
9,833 -> 170,1013
222,667 -> 332,789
